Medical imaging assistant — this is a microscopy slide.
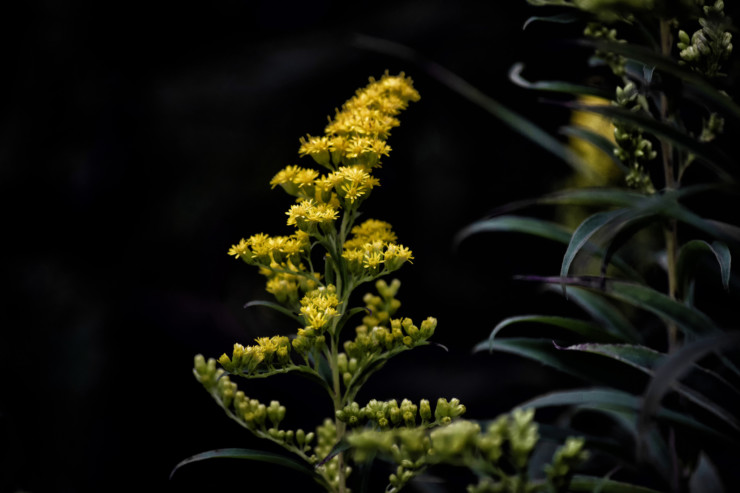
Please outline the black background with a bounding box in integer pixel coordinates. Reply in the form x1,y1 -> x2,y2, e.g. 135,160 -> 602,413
4,1 -> 738,492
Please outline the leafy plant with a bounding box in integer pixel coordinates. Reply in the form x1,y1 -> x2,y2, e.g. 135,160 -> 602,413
173,73 -> 592,492
458,1 -> 740,491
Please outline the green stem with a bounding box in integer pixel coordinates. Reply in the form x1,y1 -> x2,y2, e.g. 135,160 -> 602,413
660,18 -> 680,352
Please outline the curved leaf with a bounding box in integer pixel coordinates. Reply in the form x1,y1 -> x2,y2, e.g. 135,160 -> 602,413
523,12 -> 583,30
569,475 -> 663,493
489,315 -> 625,344
545,285 -> 640,342
577,39 -> 740,124
525,277 -> 719,337
456,215 -> 642,281
677,240 -> 732,300
561,209 -> 629,279
521,388 -> 729,441
640,332 -> 740,435
509,63 -> 611,98
562,102 -> 735,182
560,124 -> 627,172
244,300 -> 303,324
170,448 -> 325,486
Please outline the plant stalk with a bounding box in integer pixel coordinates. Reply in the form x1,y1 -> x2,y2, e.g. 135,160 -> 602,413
660,18 -> 679,352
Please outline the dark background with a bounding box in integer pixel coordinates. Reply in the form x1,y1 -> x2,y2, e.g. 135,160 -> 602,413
4,1 -> 738,492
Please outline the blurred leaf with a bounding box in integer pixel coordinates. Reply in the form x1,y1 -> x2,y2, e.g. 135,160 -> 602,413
546,285 -> 639,342
569,475 -> 662,493
677,240 -> 732,300
170,448 -> 326,487
689,452 -> 725,493
641,332 -> 740,435
520,388 -> 728,441
456,215 -> 642,280
509,63 -> 611,98
523,12 -> 583,30
526,277 -> 719,337
244,300 -> 302,324
488,315 -> 626,344
474,337 -> 632,385
560,125 -> 627,171
561,209 -> 630,280
577,39 -> 740,123
562,102 -> 735,182
351,33 -> 588,172
561,343 -> 662,370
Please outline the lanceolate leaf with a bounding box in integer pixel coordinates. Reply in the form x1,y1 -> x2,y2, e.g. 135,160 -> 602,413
561,209 -> 629,279
641,332 -> 740,435
509,63 -> 611,98
520,388 -> 730,441
677,240 -> 732,299
244,300 -> 303,324
170,448 -> 326,487
526,277 -> 719,337
577,39 -> 740,123
456,215 -> 642,280
545,285 -> 640,343
562,102 -> 735,181
569,475 -> 663,493
559,125 -> 627,171
523,12 -> 583,30
488,315 -> 625,343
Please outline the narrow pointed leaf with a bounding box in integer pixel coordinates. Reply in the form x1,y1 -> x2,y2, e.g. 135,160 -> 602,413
520,388 -> 729,441
641,332 -> 740,434
689,452 -> 725,493
509,63 -> 610,98
170,448 -> 324,484
530,277 -> 719,337
562,102 -> 735,181
569,475 -> 663,493
561,209 -> 629,279
677,240 -> 732,298
523,12 -> 583,30
244,300 -> 302,324
546,285 -> 640,342
560,125 -> 627,171
489,315 -> 625,343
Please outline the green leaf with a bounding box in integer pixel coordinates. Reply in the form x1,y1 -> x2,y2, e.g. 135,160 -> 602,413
350,33 -> 588,173
244,300 -> 303,324
520,388 -> 730,442
509,63 -> 611,98
641,332 -> 740,435
456,215 -> 572,247
170,448 -> 326,486
561,343 -> 662,371
577,39 -> 740,124
530,277 -> 719,337
546,285 -> 640,343
563,102 -> 735,182
677,240 -> 732,300
473,337 -> 636,385
489,315 -> 626,344
569,475 -> 663,493
522,12 -> 582,30
559,124 -> 627,172
561,209 -> 629,280
456,215 -> 642,281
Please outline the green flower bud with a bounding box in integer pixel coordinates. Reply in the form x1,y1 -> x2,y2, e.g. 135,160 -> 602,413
420,399 -> 432,421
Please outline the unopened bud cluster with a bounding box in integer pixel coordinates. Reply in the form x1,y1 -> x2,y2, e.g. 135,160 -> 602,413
337,397 -> 465,429
612,83 -> 656,193
678,1 -> 733,78
584,22 -> 627,76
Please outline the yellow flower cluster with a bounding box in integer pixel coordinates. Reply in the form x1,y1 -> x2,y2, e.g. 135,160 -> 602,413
299,72 -> 420,170
299,285 -> 341,334
343,220 -> 413,276
217,336 -> 292,375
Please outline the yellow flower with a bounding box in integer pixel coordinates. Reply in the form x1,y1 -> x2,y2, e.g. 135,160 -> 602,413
228,238 -> 250,260
298,135 -> 331,167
